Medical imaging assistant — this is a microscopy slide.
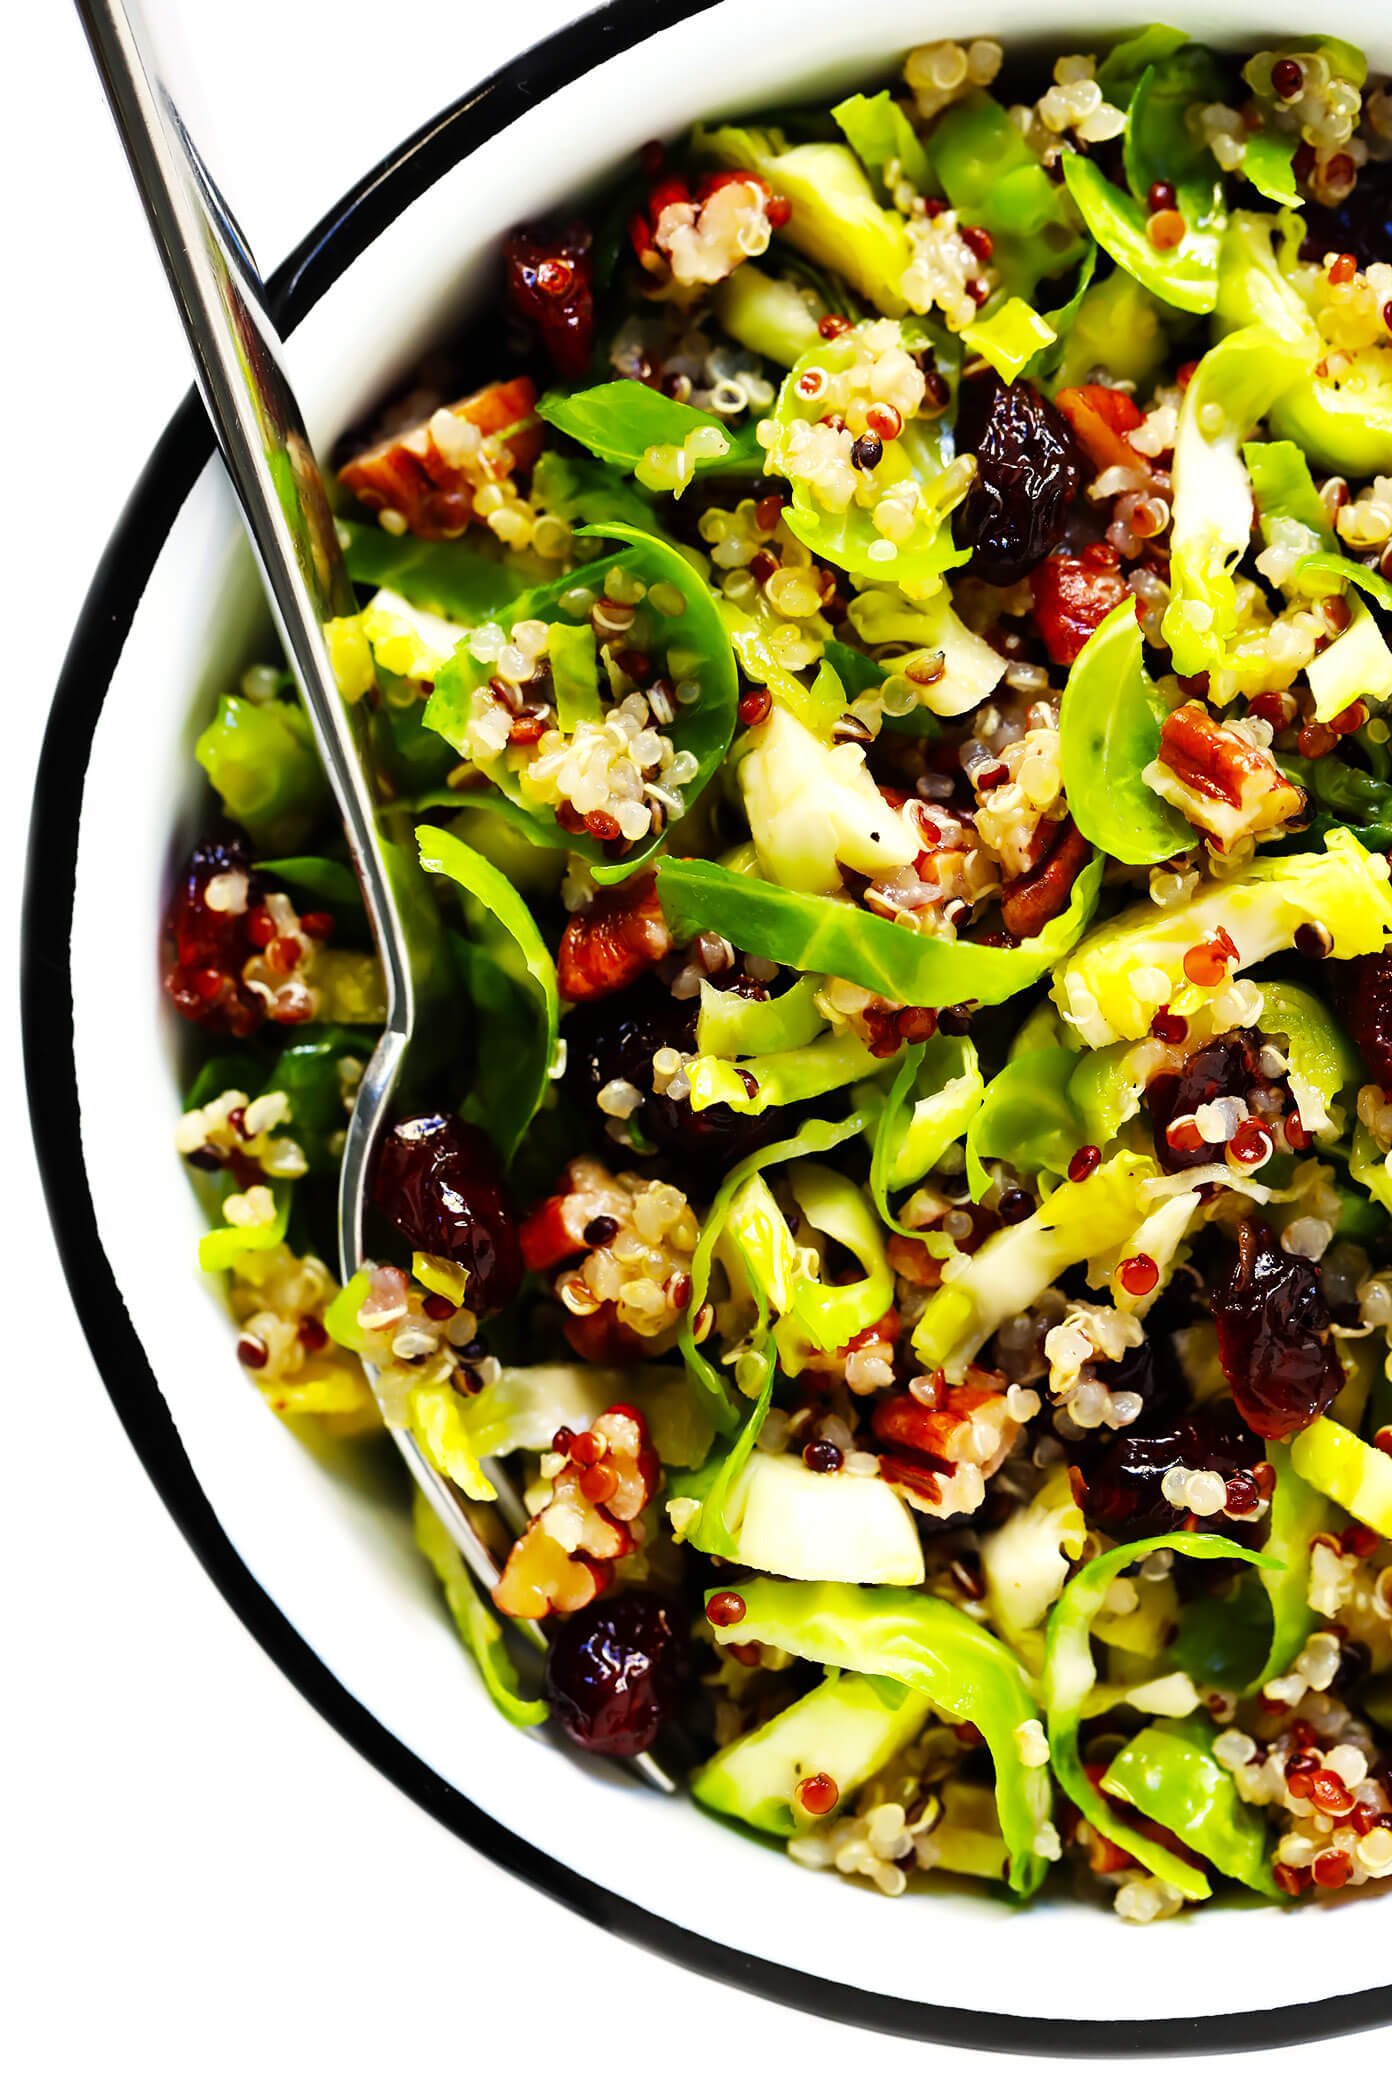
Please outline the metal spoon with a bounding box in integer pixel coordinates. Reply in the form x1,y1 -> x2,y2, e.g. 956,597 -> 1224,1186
76,0 -> 676,1793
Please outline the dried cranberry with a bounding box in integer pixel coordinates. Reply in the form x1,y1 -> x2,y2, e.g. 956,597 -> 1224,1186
1300,159 -> 1392,272
545,1591 -> 689,1756
1339,951 -> 1392,1086
563,975 -> 785,1185
1070,1399 -> 1263,1540
1334,1636 -> 1371,1695
504,223 -> 595,381
1146,1030 -> 1283,1174
162,833 -> 265,1036
1030,553 -> 1131,666
952,370 -> 1084,585
372,1113 -> 522,1318
1212,1220 -> 1344,1439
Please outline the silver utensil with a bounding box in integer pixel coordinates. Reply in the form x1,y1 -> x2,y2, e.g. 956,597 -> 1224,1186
76,0 -> 676,1793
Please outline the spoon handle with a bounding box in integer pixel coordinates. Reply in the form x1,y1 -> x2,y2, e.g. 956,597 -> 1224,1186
73,0 -> 530,1619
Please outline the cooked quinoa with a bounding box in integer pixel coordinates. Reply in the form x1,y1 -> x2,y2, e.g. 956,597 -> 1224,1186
168,23 -> 1392,1923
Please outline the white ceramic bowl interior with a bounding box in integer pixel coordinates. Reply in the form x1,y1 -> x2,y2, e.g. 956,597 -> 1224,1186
66,0 -> 1390,2033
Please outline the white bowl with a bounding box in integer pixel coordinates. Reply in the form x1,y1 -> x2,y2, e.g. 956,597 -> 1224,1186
28,0 -> 1392,2051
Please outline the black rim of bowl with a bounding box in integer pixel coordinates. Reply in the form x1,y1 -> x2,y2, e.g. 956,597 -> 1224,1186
23,0 -> 1392,2054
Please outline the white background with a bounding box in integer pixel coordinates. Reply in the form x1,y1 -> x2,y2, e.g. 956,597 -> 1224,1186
5,3 -> 1388,2081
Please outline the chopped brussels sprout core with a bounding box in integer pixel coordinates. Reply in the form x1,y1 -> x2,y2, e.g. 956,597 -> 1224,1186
980,1466 -> 1087,1670
846,584 -> 1006,716
710,265 -> 825,367
1307,599 -> 1392,723
740,702 -> 920,892
691,1450 -> 925,1585
692,1670 -> 931,1836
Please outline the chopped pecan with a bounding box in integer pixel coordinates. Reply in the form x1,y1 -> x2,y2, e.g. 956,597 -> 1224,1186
1151,702 -> 1306,850
557,872 -> 672,1001
494,1406 -> 659,1619
1000,816 -> 1091,938
338,375 -> 542,539
873,1371 -> 1020,1519
1055,385 -> 1146,474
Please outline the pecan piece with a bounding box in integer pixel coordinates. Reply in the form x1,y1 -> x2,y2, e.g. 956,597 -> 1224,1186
339,375 -> 542,539
886,1234 -> 946,1291
999,816 -> 1091,939
1150,702 -> 1306,850
872,1371 -> 1019,1519
1055,385 -> 1147,473
557,871 -> 672,1001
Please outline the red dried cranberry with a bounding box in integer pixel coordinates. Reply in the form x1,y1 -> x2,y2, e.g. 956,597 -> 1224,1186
544,1591 -> 689,1756
1339,951 -> 1392,1086
562,975 -> 785,1186
1212,1220 -> 1344,1439
1300,159 -> 1392,272
1146,1030 -> 1284,1174
952,370 -> 1084,585
162,833 -> 265,1036
1030,553 -> 1131,666
504,223 -> 595,381
1070,1399 -> 1263,1540
372,1113 -> 522,1318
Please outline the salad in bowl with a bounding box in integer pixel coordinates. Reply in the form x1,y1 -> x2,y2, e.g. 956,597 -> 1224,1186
165,23 -> 1392,1925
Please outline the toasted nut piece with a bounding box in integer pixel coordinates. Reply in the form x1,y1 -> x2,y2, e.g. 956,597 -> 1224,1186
557,871 -> 672,1001
873,1371 -> 1019,1519
1150,702 -> 1306,850
1000,816 -> 1091,938
339,375 -> 541,539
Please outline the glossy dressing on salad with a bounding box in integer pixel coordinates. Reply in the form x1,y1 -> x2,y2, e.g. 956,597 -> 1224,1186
167,27 -> 1392,1922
